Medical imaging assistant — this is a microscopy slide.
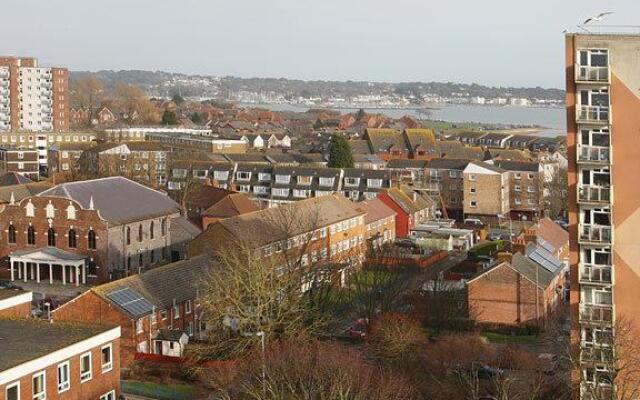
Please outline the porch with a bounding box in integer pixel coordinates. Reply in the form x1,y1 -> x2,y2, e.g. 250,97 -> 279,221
9,247 -> 88,286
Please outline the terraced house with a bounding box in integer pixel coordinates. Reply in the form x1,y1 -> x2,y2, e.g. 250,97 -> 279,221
188,195 -> 367,283
53,255 -> 211,367
0,177 -> 181,284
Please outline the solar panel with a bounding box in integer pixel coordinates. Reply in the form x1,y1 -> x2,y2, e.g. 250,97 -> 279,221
106,287 -> 154,317
536,237 -> 555,254
526,243 -> 562,273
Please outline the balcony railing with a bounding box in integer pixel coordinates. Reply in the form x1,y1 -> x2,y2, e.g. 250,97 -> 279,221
581,347 -> 614,363
577,106 -> 610,123
576,65 -> 610,82
579,305 -> 613,324
580,264 -> 612,285
578,146 -> 610,163
580,225 -> 612,244
578,186 -> 611,204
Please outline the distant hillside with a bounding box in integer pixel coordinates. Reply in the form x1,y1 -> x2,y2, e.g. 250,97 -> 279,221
70,70 -> 564,102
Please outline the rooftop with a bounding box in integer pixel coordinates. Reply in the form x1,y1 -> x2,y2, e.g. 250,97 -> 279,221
0,319 -> 117,372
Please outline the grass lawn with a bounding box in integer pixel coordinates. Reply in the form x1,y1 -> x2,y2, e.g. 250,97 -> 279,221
481,331 -> 539,344
121,380 -> 198,400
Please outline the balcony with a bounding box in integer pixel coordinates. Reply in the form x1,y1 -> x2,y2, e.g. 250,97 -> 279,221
581,346 -> 614,363
578,186 -> 611,204
577,106 -> 610,124
576,65 -> 610,83
580,264 -> 612,286
579,225 -> 612,245
577,145 -> 610,164
579,305 -> 613,325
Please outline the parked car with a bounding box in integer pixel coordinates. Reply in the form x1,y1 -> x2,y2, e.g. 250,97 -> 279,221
0,280 -> 22,290
477,364 -> 504,379
464,218 -> 484,228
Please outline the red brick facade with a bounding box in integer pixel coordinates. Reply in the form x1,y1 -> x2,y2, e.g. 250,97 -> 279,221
53,290 -> 200,368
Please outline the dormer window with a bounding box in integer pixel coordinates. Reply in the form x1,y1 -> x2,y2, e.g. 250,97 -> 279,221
275,174 -> 291,184
237,171 -> 251,181
367,179 -> 382,188
345,177 -> 360,187
213,170 -> 229,181
258,173 -> 271,181
319,177 -> 334,187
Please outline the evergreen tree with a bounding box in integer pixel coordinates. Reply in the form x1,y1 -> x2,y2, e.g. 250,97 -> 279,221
161,110 -> 178,125
356,108 -> 366,121
171,93 -> 185,105
328,135 -> 354,168
190,112 -> 203,124
313,118 -> 323,130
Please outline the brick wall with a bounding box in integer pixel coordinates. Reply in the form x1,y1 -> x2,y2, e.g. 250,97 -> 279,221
0,301 -> 30,318
0,337 -> 120,400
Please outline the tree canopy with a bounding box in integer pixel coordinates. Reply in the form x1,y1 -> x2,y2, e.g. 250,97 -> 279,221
328,134 -> 354,168
161,110 -> 178,125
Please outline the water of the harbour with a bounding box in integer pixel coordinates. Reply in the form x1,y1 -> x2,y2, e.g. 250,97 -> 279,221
242,103 -> 566,137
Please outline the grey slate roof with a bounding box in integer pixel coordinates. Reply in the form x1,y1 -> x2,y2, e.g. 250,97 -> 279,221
492,160 -> 540,172
510,252 -> 556,289
386,159 -> 429,169
427,158 -> 472,171
0,319 -> 116,371
94,254 -> 214,317
38,177 -> 181,225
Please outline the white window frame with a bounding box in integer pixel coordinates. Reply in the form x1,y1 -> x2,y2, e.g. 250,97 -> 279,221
33,371 -> 46,400
136,318 -> 144,333
185,300 -> 192,314
100,390 -> 116,400
80,352 -> 92,382
5,382 -> 20,400
468,174 -> 476,181
470,200 -> 477,208
57,361 -> 70,393
101,343 -> 113,373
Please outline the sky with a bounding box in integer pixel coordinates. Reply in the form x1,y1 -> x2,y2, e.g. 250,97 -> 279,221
2,0 -> 638,89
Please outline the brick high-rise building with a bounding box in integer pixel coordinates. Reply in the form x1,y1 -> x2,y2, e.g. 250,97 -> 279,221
0,56 -> 69,133
566,33 -> 640,398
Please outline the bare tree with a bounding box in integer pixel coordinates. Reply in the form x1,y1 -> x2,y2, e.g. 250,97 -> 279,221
71,74 -> 104,126
542,166 -> 568,220
197,204 -> 350,357
114,83 -> 159,125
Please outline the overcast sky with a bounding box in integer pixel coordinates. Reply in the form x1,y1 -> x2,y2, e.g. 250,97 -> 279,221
2,0 -> 638,88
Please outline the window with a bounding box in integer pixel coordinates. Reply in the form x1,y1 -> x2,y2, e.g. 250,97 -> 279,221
101,344 -> 113,372
185,300 -> 192,314
88,230 -> 96,249
161,219 -> 167,236
253,186 -> 268,194
297,176 -> 312,185
33,372 -> 46,400
468,174 -> 476,181
367,178 -> 382,188
47,228 -> 56,246
514,185 -> 521,192
470,201 -> 477,208
100,391 -> 116,400
258,172 -> 271,181
345,177 -> 359,186
80,352 -> 92,382
138,224 -> 143,242
136,318 -> 144,333
319,177 -> 334,187
236,171 -> 251,180
26,201 -> 35,217
161,309 -> 168,320
5,382 -> 19,400
7,225 -> 16,244
66,204 -> 76,220
68,229 -> 77,248
45,203 -> 55,218
469,187 -> 476,194
27,226 -> 36,245
173,303 -> 180,319
514,173 -> 521,179
275,174 -> 291,184
57,361 -> 70,392
150,221 -> 154,240
126,227 -> 131,245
